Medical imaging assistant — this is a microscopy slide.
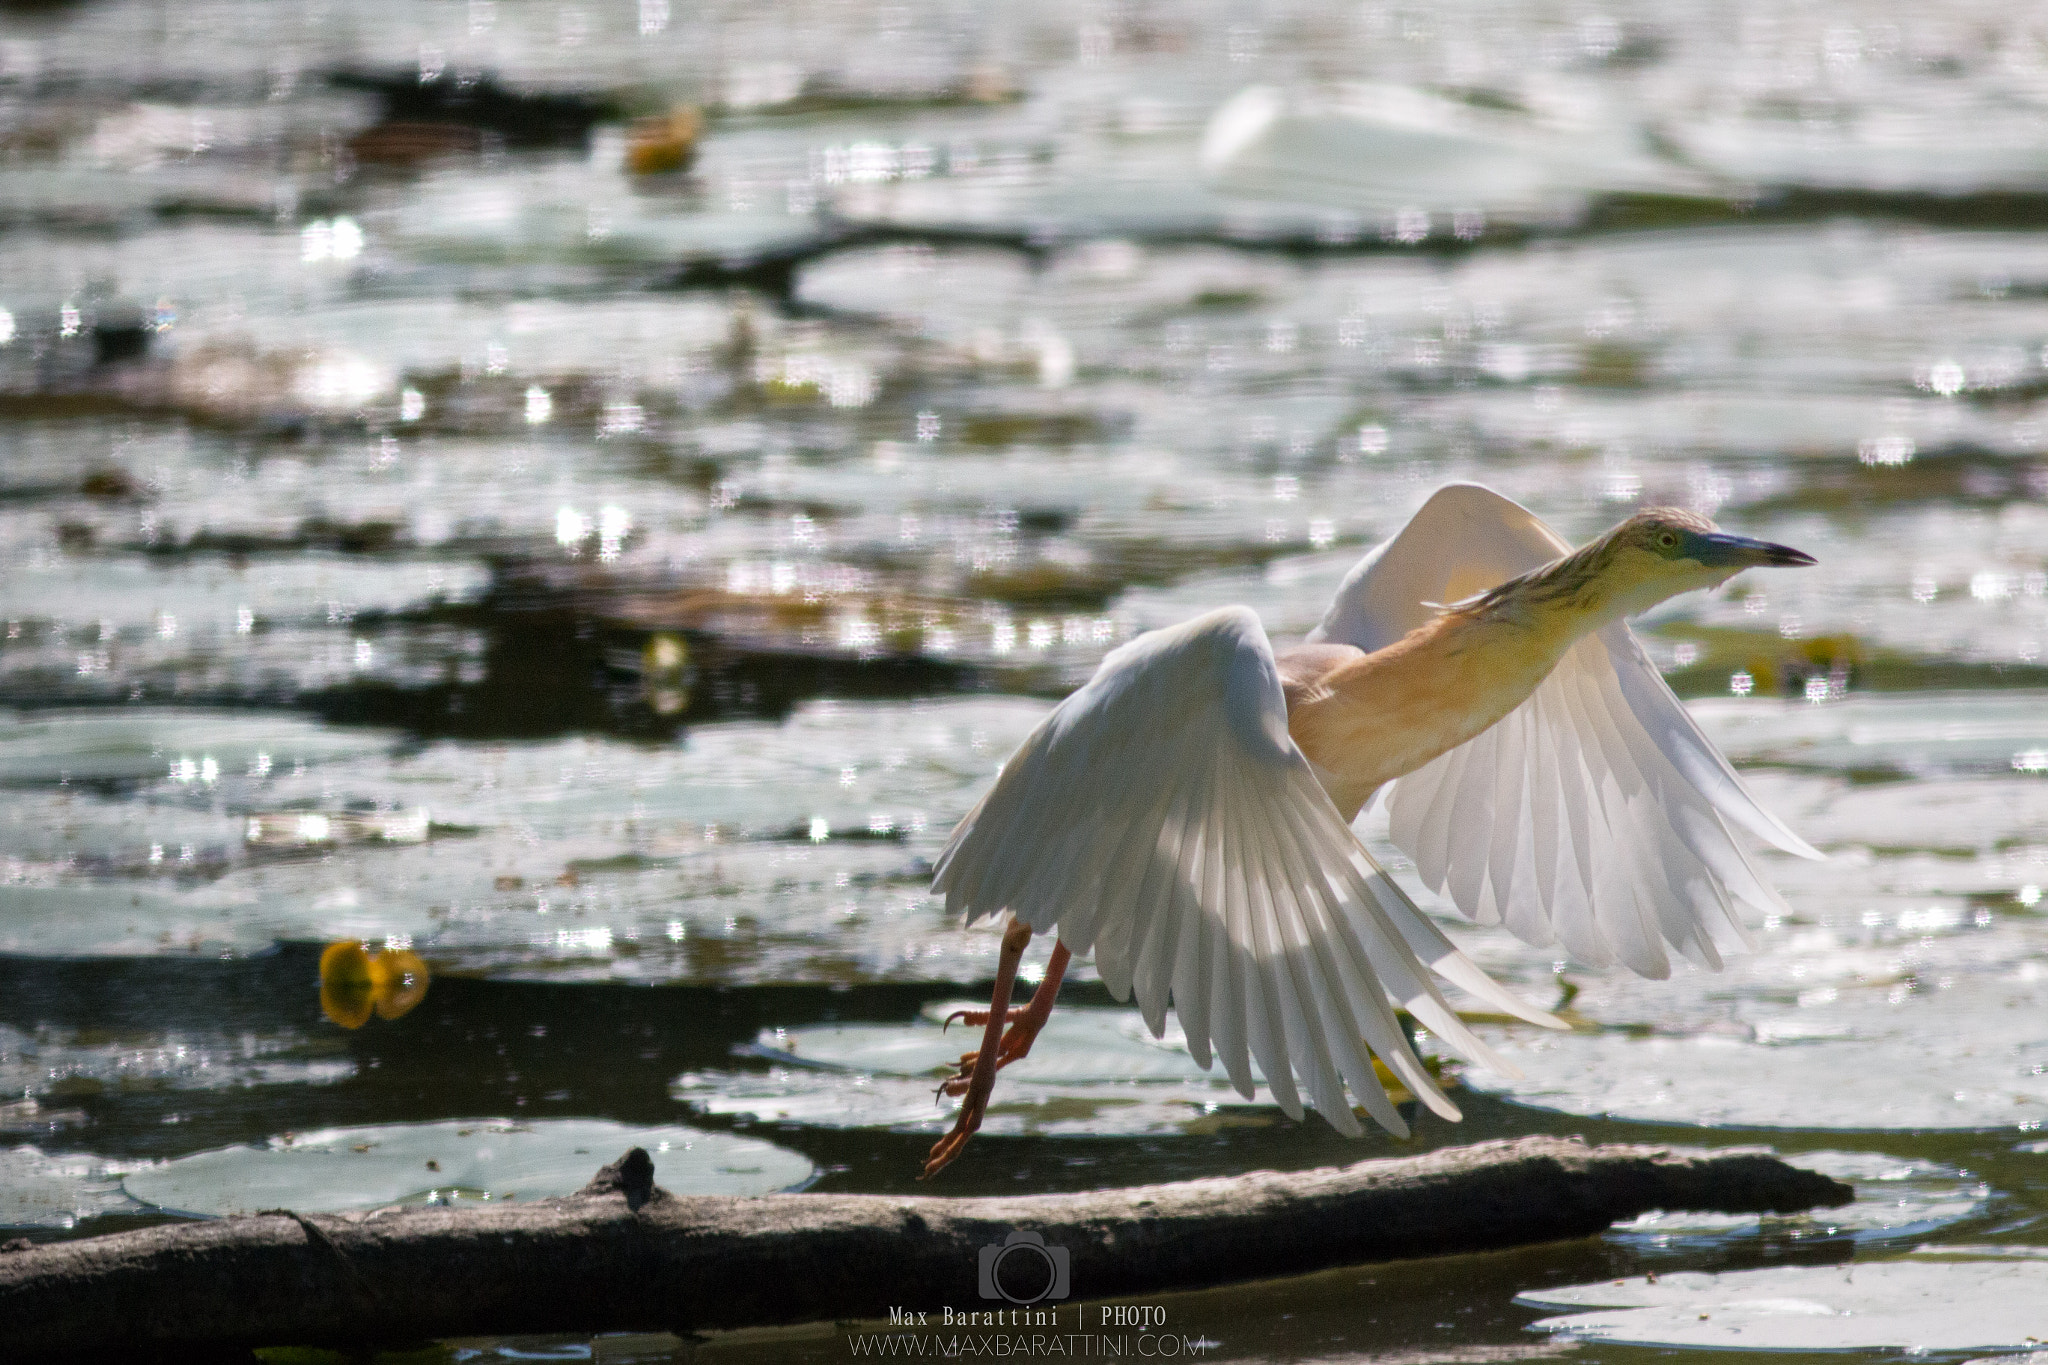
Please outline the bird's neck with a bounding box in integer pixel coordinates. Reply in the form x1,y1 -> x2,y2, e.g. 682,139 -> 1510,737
1285,559 -> 1613,818
1458,535 -> 1629,628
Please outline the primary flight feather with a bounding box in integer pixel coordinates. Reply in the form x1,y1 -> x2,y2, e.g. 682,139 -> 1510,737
920,483 -> 1819,1176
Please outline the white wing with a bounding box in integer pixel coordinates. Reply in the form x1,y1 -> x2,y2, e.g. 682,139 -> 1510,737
934,606 -> 1559,1138
1311,483 -> 1823,978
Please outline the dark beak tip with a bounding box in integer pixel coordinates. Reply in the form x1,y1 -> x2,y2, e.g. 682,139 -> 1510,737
1707,532 -> 1815,569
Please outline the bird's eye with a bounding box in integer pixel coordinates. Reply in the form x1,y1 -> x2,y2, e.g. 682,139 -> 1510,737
1656,532 -> 1678,550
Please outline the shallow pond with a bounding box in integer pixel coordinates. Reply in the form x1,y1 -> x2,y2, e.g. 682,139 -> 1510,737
4,0 -> 2048,1359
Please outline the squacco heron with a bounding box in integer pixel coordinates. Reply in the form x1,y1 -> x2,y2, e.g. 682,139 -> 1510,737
921,483 -> 1819,1177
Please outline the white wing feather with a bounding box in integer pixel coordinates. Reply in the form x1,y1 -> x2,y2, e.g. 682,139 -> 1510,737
933,606 -> 1547,1138
1311,483 -> 1822,978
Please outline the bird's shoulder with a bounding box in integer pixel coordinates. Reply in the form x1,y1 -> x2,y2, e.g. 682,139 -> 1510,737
1272,641 -> 1366,709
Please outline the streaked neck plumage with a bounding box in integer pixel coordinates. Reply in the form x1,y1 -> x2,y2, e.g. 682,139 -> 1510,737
1281,532 -> 1651,819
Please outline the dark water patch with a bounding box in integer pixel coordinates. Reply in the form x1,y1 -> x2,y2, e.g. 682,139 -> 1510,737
1760,185 -> 2048,234
722,492 -> 853,523
0,538 -> 987,735
1960,376 -> 2048,406
1573,339 -> 1655,388
1580,189 -> 1759,233
955,412 -> 1117,448
345,121 -> 488,173
1650,624 -> 2048,702
328,68 -> 620,151
308,603 -> 975,741
0,948 -> 1010,1166
0,391 -> 154,423
154,518 -> 419,559
1189,287 -> 1264,310
1581,185 -> 2048,237
965,563 -> 1125,611
1743,449 -> 2048,516
0,469 -> 138,505
89,302 -> 150,365
1002,537 -> 1345,611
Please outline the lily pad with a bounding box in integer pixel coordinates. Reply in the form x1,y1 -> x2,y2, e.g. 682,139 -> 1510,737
1439,690 -> 2048,1133
0,556 -> 490,637
0,1146 -> 143,1229
121,1119 -> 813,1217
1520,1258 -> 2048,1352
1687,690 -> 2048,785
0,709 -> 389,787
1469,1022 -> 2048,1132
1666,110 -> 2048,197
1463,909 -> 2048,1130
1202,82 -> 1700,218
0,697 -> 1050,975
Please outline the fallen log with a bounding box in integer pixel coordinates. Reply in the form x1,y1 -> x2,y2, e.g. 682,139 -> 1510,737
1,1135 -> 1850,1362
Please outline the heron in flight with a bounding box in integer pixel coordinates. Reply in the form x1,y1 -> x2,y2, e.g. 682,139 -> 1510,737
921,483 -> 1819,1177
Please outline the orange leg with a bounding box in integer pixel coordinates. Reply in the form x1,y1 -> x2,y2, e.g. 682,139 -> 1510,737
921,918 -> 1034,1180
940,941 -> 1070,1096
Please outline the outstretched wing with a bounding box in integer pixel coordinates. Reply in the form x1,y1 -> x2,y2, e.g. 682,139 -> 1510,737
1310,484 -> 1823,978
933,606 -> 1560,1138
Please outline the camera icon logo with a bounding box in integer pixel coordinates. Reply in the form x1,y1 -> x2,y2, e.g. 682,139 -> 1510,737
977,1229 -> 1071,1305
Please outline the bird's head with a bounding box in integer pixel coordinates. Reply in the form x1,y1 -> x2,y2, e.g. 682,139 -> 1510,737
1587,508 -> 1815,618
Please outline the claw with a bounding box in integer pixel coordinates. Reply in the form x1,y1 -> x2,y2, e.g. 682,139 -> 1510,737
942,1006 -> 1028,1032
922,1117 -> 980,1179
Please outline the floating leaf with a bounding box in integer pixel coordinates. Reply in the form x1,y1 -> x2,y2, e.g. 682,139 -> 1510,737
1201,83 -> 1701,218
122,1119 -> 813,1217
1467,912 -> 2048,1131
1521,1258 -> 2048,1351
0,1146 -> 143,1229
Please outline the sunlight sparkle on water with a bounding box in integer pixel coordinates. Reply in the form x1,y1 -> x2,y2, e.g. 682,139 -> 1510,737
555,505 -> 589,549
11,6 -> 2048,1354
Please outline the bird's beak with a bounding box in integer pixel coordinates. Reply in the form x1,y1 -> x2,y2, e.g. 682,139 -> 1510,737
1695,532 -> 1816,569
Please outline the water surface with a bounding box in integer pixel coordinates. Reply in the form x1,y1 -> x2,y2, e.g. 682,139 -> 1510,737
4,0 -> 2048,1359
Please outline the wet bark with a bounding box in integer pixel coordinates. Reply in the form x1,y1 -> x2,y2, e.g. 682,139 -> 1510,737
0,1135 -> 1851,1363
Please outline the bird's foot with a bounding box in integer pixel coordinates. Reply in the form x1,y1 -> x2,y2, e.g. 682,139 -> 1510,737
937,1011 -> 1051,1097
919,917 -> 1034,1180
941,1005 -> 1029,1031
